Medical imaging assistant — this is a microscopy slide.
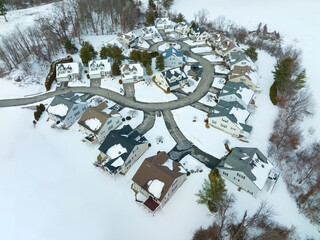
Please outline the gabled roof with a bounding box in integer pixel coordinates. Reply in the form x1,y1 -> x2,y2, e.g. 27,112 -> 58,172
56,62 -> 80,78
220,82 -> 254,106
98,125 -> 148,173
161,47 -> 185,60
219,147 -> 273,189
78,102 -> 120,135
48,92 -> 85,120
191,26 -> 205,35
161,67 -> 188,87
132,152 -> 186,202
89,59 -> 111,75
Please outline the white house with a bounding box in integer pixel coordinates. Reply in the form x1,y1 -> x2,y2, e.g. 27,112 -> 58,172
208,100 -> 252,138
47,91 -> 88,129
132,151 -> 187,213
95,125 -> 149,176
155,18 -> 171,29
141,26 -> 160,40
120,63 -> 145,83
78,102 -> 122,143
116,32 -> 137,48
56,62 -> 82,82
174,22 -> 191,35
219,82 -> 255,109
218,147 -> 274,197
154,67 -> 188,91
88,59 -> 112,80
189,26 -> 210,41
161,47 -> 186,67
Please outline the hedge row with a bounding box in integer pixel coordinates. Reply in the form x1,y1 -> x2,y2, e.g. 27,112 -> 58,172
269,81 -> 278,105
45,56 -> 73,91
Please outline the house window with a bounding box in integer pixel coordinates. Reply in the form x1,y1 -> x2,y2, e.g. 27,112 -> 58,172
231,127 -> 236,131
108,125 -> 113,130
212,120 -> 217,124
107,120 -> 112,125
223,171 -> 228,177
220,123 -> 227,128
222,118 -> 228,123
172,185 -> 177,192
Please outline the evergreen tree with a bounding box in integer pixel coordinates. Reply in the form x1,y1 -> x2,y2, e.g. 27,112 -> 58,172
82,41 -> 96,58
140,50 -> 152,67
100,45 -> 113,59
129,50 -> 141,63
176,13 -> 185,23
79,46 -> 92,66
112,61 -> 120,76
196,170 -> 227,213
273,57 -> 294,91
146,63 -> 153,76
148,0 -> 156,10
163,0 -> 174,10
156,54 -> 164,71
64,38 -> 78,54
244,46 -> 258,62
100,45 -> 124,64
0,0 -> 8,22
145,11 -> 155,26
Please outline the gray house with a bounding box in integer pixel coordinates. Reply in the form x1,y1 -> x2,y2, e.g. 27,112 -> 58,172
226,50 -> 256,70
47,91 -> 88,128
208,100 -> 252,138
161,47 -> 186,67
218,147 -> 274,197
95,125 -> 149,176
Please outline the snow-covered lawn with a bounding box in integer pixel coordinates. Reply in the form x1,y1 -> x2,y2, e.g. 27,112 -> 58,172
68,78 -> 90,87
184,39 -> 206,46
182,66 -> 200,94
134,81 -> 178,102
212,77 -> 226,89
119,108 -> 143,129
199,93 -> 217,107
203,54 -> 223,62
0,107 -> 213,240
191,46 -> 212,53
100,77 -> 124,95
186,56 -> 198,63
214,65 -> 229,74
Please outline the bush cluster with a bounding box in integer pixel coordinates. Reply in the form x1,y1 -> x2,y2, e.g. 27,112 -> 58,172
34,104 -> 45,121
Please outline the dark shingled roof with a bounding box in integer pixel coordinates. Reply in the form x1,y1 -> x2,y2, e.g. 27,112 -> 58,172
99,125 -> 148,173
161,67 -> 188,88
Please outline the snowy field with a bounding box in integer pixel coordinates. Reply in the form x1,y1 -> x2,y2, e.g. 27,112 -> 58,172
134,81 -> 178,102
119,108 -> 143,129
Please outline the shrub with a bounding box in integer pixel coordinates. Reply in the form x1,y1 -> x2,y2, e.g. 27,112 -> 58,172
195,76 -> 199,81
148,143 -> 151,147
119,79 -> 123,84
126,116 -> 132,120
187,171 -> 191,176
84,70 -> 88,74
33,120 -> 37,125
122,118 -> 126,121
149,51 -> 159,58
270,81 -> 278,105
97,154 -> 102,161
167,87 -> 170,92
34,111 -> 40,121
86,74 -> 90,79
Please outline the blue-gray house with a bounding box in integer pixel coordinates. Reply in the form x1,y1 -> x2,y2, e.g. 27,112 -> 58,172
161,47 -> 186,67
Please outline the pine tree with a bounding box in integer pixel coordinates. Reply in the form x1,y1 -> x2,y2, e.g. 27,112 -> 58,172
148,0 -> 156,10
112,61 -> 120,76
244,46 -> 258,62
146,63 -> 153,76
112,45 -> 125,64
163,0 -> 174,10
140,50 -> 152,67
156,54 -> 164,71
129,50 -> 141,63
100,45 -> 113,59
79,47 -> 92,66
0,0 -> 8,22
196,170 -> 227,213
272,57 -> 294,91
176,13 -> 185,23
64,38 -> 78,54
145,11 -> 155,26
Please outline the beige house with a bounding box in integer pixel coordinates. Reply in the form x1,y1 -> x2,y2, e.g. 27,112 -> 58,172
116,32 -> 137,48
78,102 -> 122,143
229,74 -> 261,92
120,63 -> 145,83
154,67 -> 188,92
96,125 -> 149,176
132,152 -> 187,213
174,22 -> 191,35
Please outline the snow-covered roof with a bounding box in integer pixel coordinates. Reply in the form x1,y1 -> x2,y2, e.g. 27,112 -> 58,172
47,103 -> 69,117
148,179 -> 165,199
162,159 -> 174,171
229,107 -> 250,124
111,157 -> 125,168
89,59 -> 111,75
251,153 -> 274,189
121,63 -> 144,80
56,62 -> 80,78
236,86 -> 254,105
85,118 -> 102,131
107,144 -> 128,159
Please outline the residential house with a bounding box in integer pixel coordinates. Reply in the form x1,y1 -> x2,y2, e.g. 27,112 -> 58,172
218,147 -> 274,197
155,18 -> 171,29
120,63 -> 145,83
117,32 -> 137,48
96,125 -> 149,176
189,26 -> 210,41
161,47 -> 186,67
88,59 -> 112,80
155,67 -> 188,91
226,50 -> 256,70
132,151 -> 187,212
229,70 -> 261,91
56,62 -> 82,82
208,100 -> 252,138
78,102 -> 122,143
174,22 -> 191,35
141,26 -> 160,40
219,81 -> 255,109
187,63 -> 203,78
47,91 -> 88,128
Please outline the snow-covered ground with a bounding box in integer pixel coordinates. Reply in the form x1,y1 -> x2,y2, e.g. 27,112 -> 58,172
191,46 -> 212,53
199,93 -> 217,107
184,39 -> 206,46
101,77 -> 124,95
158,42 -> 181,51
203,54 -> 223,62
118,108 -> 143,129
134,81 -> 178,102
